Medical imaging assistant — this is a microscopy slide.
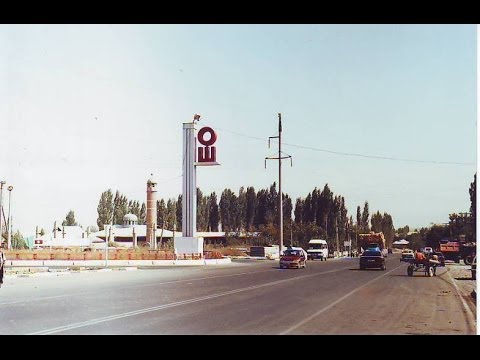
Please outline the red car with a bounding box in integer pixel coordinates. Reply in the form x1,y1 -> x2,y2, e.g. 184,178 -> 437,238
280,248 -> 307,269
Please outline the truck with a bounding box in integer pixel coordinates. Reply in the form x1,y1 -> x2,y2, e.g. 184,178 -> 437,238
307,239 -> 328,261
439,239 -> 476,265
358,232 -> 387,257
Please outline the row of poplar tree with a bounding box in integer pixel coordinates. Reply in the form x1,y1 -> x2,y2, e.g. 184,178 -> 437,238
96,183 -> 395,249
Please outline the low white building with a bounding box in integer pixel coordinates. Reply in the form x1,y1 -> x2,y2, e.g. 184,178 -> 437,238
93,214 -> 226,248
34,225 -> 105,250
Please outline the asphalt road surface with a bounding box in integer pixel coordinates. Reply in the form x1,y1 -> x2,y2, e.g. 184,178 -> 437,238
0,254 -> 476,334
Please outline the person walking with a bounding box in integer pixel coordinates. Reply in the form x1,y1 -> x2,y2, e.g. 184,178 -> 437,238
0,249 -> 6,288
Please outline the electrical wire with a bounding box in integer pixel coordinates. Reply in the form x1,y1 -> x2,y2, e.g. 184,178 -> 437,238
203,123 -> 475,166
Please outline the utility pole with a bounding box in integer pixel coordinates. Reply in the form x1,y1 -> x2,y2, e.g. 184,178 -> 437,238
265,113 -> 292,257
7,186 -> 13,250
290,221 -> 293,247
335,216 -> 339,256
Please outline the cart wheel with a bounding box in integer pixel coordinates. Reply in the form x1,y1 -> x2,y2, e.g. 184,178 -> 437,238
407,265 -> 414,276
427,266 -> 434,277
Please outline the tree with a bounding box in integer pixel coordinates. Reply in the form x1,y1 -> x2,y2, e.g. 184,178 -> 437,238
371,211 -> 383,232
424,224 -> 449,249
166,199 -> 177,230
469,173 -> 476,241
113,192 -> 129,225
62,210 -> 77,226
157,199 -> 166,227
283,194 -> 293,225
220,189 -> 234,232
254,189 -> 269,228
12,230 -> 28,249
176,195 -> 182,231
267,183 -> 278,225
294,198 -> 303,224
245,187 -> 257,231
86,225 -> 98,233
197,188 -> 209,232
97,189 -> 114,230
396,225 -> 410,239
139,203 -> 146,225
361,201 -> 370,233
381,213 -> 395,248
356,206 -> 361,233
237,187 -> 247,231
208,192 -> 219,232
129,200 -> 141,219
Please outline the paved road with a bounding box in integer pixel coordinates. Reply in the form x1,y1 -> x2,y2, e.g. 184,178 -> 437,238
0,255 -> 475,334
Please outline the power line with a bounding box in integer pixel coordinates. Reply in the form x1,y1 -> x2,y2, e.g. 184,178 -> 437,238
203,123 -> 474,166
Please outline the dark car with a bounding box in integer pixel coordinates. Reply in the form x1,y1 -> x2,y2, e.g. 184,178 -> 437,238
360,250 -> 386,270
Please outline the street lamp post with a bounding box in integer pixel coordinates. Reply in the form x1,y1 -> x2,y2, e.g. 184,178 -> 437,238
7,186 -> 13,250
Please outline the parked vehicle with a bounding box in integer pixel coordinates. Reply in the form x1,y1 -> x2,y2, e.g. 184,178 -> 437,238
401,249 -> 414,262
424,247 -> 433,254
307,239 -> 328,261
359,249 -> 386,270
280,248 -> 307,269
439,239 -> 476,265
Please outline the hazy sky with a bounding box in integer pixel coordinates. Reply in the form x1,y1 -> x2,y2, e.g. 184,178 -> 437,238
0,24 -> 476,235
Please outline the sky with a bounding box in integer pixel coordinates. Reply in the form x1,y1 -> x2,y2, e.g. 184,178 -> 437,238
0,24 -> 477,236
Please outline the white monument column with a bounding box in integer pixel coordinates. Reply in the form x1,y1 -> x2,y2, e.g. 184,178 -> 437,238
182,122 -> 197,238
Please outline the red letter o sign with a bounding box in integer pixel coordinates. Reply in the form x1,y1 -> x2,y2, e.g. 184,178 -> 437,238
197,127 -> 217,146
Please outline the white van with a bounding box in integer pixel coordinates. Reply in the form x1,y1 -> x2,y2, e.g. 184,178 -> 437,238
307,239 -> 328,261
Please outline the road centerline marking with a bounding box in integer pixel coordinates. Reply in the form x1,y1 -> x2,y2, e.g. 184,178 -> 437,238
28,266 -> 351,335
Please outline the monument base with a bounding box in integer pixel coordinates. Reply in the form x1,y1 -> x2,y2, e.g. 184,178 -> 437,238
174,237 -> 204,256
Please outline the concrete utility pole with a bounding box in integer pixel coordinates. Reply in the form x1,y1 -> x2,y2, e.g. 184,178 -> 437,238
265,113 -> 292,257
7,185 -> 13,250
335,216 -> 339,256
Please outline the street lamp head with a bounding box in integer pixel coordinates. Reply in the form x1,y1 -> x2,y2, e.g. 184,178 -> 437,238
7,186 -> 13,191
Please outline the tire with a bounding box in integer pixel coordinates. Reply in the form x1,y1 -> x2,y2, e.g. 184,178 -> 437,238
407,265 -> 414,276
427,266 -> 434,277
464,255 -> 473,266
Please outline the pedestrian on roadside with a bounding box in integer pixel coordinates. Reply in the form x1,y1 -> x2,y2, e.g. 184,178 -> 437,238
0,249 -> 6,288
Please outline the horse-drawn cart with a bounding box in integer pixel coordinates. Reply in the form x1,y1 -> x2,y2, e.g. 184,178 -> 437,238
406,257 -> 441,277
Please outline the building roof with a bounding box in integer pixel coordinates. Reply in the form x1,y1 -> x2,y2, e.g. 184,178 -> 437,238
197,231 -> 225,238
38,236 -> 105,247
92,227 -> 225,239
93,225 -> 176,238
123,213 -> 138,222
